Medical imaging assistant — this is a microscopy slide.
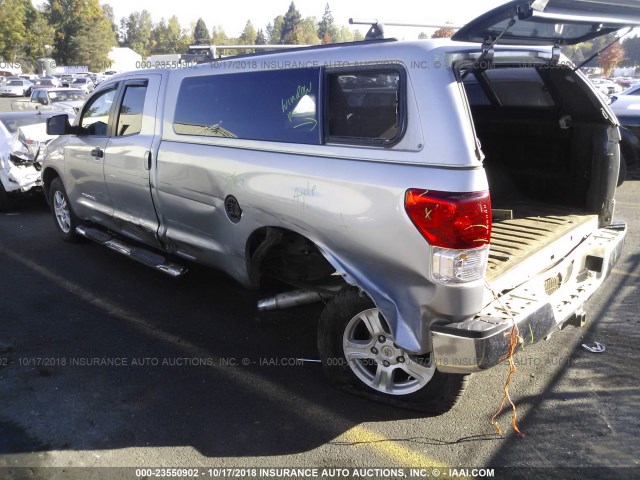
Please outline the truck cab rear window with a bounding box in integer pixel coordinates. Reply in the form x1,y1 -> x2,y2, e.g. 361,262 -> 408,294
326,69 -> 403,144
173,69 -> 320,144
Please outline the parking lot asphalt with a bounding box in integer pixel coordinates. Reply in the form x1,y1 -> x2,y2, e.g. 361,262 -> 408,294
0,96 -> 639,479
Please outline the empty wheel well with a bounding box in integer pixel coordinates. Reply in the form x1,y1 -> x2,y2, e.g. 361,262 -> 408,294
246,227 -> 337,288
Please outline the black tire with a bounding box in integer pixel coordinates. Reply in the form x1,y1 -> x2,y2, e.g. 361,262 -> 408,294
0,181 -> 12,212
48,177 -> 80,242
318,286 -> 469,415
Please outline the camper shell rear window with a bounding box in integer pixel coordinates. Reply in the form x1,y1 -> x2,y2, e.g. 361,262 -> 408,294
464,68 -> 555,108
325,67 -> 405,145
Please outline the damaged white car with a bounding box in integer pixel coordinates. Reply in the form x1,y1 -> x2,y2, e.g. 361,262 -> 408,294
0,112 -> 63,211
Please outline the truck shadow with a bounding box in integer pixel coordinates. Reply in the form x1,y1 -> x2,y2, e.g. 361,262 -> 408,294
1,193 -> 638,465
0,206 -> 488,460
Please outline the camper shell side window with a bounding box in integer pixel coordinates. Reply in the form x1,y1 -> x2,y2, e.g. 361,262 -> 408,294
173,68 -> 321,145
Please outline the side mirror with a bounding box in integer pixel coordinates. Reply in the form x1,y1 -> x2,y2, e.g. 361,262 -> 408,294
47,114 -> 71,135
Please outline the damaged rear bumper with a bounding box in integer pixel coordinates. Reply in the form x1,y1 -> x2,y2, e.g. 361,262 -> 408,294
1,165 -> 42,193
430,223 -> 626,374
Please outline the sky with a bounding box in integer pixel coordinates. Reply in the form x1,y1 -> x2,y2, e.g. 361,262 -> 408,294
94,0 -> 512,39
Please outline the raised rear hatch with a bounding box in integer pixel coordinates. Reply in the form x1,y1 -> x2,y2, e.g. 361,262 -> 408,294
452,0 -> 640,46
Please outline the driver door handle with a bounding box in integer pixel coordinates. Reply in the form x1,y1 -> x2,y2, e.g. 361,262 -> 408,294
90,147 -> 104,158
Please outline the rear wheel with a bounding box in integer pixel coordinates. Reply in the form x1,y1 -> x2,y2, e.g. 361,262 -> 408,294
48,177 -> 80,242
318,287 -> 469,414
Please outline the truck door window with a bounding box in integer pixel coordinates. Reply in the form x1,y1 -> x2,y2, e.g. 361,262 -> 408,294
116,85 -> 146,136
80,87 -> 117,136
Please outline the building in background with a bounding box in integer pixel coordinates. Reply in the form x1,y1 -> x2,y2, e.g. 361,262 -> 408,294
107,47 -> 142,73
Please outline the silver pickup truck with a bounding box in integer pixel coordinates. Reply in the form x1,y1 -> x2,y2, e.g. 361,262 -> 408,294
42,0 -> 632,414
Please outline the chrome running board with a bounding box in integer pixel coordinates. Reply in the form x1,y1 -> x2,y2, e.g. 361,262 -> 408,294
75,226 -> 186,277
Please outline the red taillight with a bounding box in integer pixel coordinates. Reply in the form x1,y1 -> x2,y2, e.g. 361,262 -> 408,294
404,189 -> 492,249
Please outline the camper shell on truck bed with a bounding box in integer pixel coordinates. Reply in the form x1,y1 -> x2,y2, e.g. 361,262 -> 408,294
42,0 -> 632,414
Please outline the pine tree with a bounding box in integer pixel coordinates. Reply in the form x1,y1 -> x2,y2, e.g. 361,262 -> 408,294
267,16 -> 284,44
255,29 -> 267,45
194,18 -> 210,45
239,20 -> 257,45
281,2 -> 302,44
121,10 -> 153,57
317,3 -> 337,44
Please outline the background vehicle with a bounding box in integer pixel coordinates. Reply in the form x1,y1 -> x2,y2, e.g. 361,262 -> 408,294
617,83 -> 640,96
0,111 -> 59,211
96,70 -> 118,84
12,88 -> 85,116
41,0 -> 630,414
0,79 -> 33,97
32,78 -> 62,90
60,75 -> 75,87
589,76 -> 623,97
610,94 -> 640,181
70,77 -> 94,94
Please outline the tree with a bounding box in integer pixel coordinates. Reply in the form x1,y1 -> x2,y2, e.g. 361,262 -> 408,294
101,3 -> 118,39
317,3 -> 337,44
121,10 -> 153,57
172,17 -> 193,53
418,32 -> 429,40
599,41 -> 625,77
0,0 -> 28,63
118,17 -> 128,45
0,0 -> 50,64
298,17 -> 320,45
267,16 -> 284,44
210,26 -> 228,45
432,27 -> 455,39
239,20 -> 256,45
193,18 -> 210,45
68,12 -> 116,70
22,2 -> 55,66
149,16 -> 191,55
281,2 -> 302,44
334,26 -> 357,44
150,18 -> 189,55
150,18 -> 168,54
622,35 -> 640,67
45,0 -> 116,67
255,29 -> 267,45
